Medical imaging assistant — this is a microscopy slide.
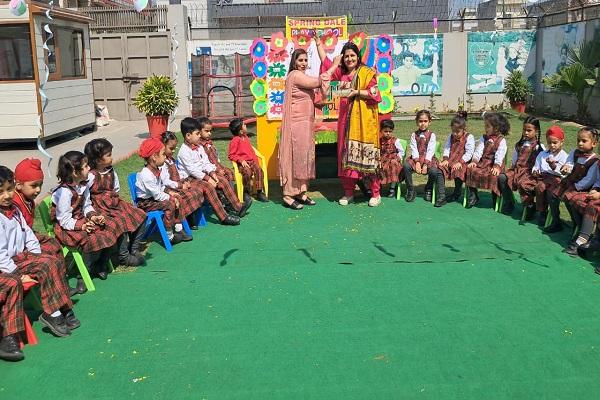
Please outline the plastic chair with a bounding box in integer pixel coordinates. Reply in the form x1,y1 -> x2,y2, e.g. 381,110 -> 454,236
38,197 -> 97,292
430,142 -> 443,205
20,281 -> 41,347
232,146 -> 269,202
395,138 -> 409,200
495,150 -> 514,212
127,173 -> 192,253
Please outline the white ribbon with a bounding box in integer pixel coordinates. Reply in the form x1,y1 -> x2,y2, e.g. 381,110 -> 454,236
168,23 -> 179,130
37,2 -> 54,175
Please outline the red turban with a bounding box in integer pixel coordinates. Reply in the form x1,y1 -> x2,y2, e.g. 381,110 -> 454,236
546,125 -> 565,141
14,158 -> 44,182
138,138 -> 164,158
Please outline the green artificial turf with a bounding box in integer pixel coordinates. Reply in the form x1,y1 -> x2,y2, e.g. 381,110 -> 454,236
3,182 -> 600,399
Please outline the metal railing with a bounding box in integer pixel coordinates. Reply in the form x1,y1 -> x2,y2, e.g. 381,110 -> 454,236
79,6 -> 168,33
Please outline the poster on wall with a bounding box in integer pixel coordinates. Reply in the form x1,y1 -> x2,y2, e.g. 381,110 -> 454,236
390,34 -> 443,96
286,16 -> 348,41
466,30 -> 536,93
541,23 -> 585,85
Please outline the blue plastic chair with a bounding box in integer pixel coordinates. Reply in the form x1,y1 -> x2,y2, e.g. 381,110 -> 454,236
127,172 -> 193,252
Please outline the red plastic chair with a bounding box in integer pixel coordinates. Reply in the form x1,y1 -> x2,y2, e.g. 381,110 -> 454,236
20,281 -> 40,347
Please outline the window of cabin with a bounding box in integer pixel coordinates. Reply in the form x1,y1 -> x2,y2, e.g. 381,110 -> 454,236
0,24 -> 34,81
43,25 -> 86,80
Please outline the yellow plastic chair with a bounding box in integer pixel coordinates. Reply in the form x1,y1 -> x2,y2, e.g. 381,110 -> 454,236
232,146 -> 269,202
38,196 -> 113,292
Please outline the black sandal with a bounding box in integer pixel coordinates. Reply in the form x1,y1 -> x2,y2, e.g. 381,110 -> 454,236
296,196 -> 316,206
283,200 -> 303,210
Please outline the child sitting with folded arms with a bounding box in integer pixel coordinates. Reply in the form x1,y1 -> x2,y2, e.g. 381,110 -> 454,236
12,158 -> 63,258
378,119 -> 405,198
135,138 -> 193,244
228,118 -> 268,202
84,138 -> 147,267
197,117 -> 235,183
52,151 -> 118,287
178,117 -> 250,225
533,126 -> 568,226
1,165 -> 80,347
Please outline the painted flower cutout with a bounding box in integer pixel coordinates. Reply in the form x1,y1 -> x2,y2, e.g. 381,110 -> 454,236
270,32 -> 288,52
269,91 -> 284,105
321,32 -> 338,52
269,104 -> 283,115
267,62 -> 286,78
376,35 -> 393,54
268,78 -> 285,91
349,32 -> 366,50
267,48 -> 289,63
252,61 -> 268,79
250,38 -> 267,60
292,34 -> 311,50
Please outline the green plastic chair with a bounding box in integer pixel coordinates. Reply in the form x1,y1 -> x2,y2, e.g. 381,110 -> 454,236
38,196 -> 96,292
495,150 -> 514,213
396,138 -> 408,200
430,142 -> 443,205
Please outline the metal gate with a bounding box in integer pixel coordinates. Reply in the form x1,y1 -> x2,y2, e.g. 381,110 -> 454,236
90,32 -> 171,121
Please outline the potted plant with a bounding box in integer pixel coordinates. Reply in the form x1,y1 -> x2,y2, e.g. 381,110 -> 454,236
133,75 -> 179,138
503,70 -> 532,113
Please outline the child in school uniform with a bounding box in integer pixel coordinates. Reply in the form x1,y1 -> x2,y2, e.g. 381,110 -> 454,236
197,117 -> 235,183
160,131 -> 206,229
178,117 -> 250,225
0,274 -> 24,361
497,116 -> 544,218
543,127 -> 598,234
403,110 -> 438,203
12,158 -> 63,258
435,111 -> 475,205
378,119 -> 405,198
135,138 -> 193,244
465,112 -> 510,208
228,118 -> 269,202
84,139 -> 146,267
532,126 -> 568,226
0,166 -> 80,344
52,151 -> 117,285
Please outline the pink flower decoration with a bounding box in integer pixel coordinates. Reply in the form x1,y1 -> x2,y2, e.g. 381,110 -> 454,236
321,32 -> 339,52
292,34 -> 311,50
267,48 -> 289,63
269,104 -> 283,115
270,32 -> 288,52
349,32 -> 366,51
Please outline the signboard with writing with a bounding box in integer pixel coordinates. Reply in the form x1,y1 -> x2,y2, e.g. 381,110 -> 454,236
285,16 -> 348,40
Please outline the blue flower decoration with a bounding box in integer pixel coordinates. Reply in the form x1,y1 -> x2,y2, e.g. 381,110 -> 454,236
269,91 -> 284,105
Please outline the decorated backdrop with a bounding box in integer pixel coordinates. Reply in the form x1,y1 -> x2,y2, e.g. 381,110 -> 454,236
467,30 -> 536,93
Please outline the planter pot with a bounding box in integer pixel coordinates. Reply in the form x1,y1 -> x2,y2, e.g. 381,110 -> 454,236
146,115 -> 169,138
510,102 -> 526,113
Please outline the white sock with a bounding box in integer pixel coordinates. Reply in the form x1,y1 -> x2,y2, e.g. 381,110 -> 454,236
50,310 -> 61,317
174,223 -> 183,232
167,231 -> 174,240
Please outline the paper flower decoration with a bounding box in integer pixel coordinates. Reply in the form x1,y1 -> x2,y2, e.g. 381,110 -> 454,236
269,91 -> 284,105
252,61 -> 267,79
321,32 -> 339,52
250,79 -> 267,99
250,38 -> 267,60
269,104 -> 283,115
253,99 -> 268,116
9,0 -> 27,16
270,32 -> 288,52
377,73 -> 393,93
378,92 -> 394,114
268,78 -> 285,91
293,34 -> 311,50
267,63 -> 286,78
376,35 -> 393,54
376,55 -> 392,74
134,0 -> 148,12
349,32 -> 366,51
267,49 -> 289,63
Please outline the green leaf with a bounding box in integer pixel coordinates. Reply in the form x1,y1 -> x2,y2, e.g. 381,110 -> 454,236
133,75 -> 179,116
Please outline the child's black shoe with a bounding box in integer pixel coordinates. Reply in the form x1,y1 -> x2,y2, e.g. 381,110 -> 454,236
39,313 -> 70,337
501,201 -> 515,215
562,241 -> 580,257
222,215 -> 241,226
405,187 -> 416,202
69,278 -> 87,297
523,205 -> 536,221
543,222 -> 563,233
175,232 -> 193,242
256,191 -> 269,202
434,197 -> 447,208
424,191 -> 432,202
238,197 -> 253,217
63,310 -> 81,330
0,335 -> 23,362
387,188 -> 396,198
537,212 -> 548,227
466,189 -> 479,208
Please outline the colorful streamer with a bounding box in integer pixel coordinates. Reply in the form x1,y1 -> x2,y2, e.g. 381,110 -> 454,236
168,23 -> 179,130
37,1 -> 55,175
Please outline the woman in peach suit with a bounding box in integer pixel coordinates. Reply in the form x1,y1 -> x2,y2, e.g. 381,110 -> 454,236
278,47 -> 340,209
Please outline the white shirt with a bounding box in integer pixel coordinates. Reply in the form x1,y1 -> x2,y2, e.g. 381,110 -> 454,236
52,184 -> 95,231
160,159 -> 180,190
410,131 -> 436,162
442,133 -> 475,163
532,149 -> 568,176
0,208 -> 41,273
87,168 -> 121,192
177,143 -> 216,181
393,138 -> 405,160
510,141 -> 545,167
472,136 -> 507,166
136,166 -> 171,202
564,150 -> 599,191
